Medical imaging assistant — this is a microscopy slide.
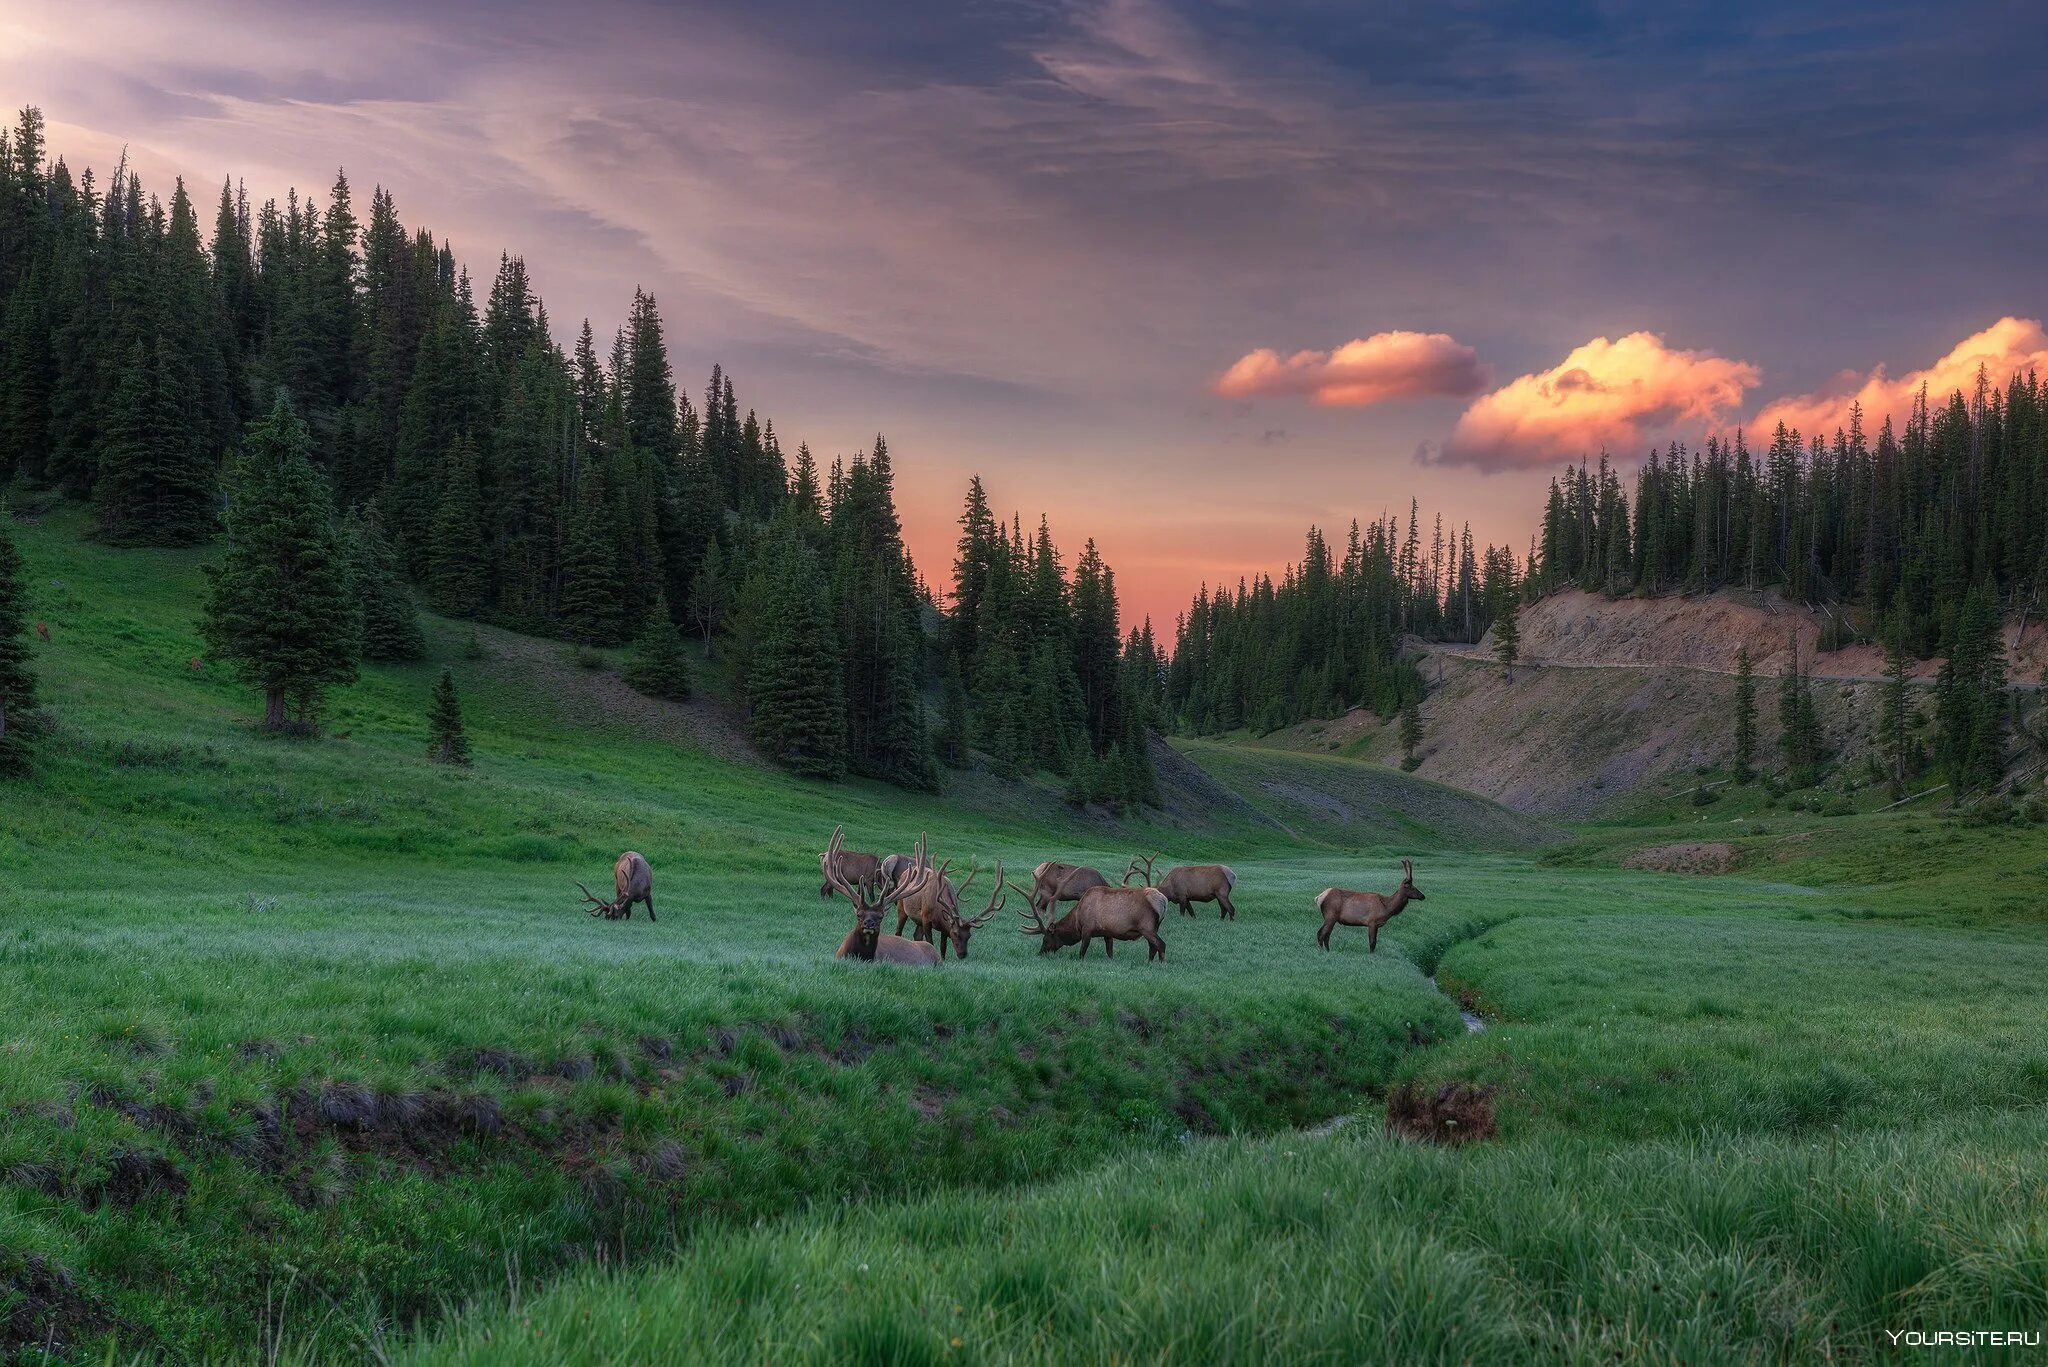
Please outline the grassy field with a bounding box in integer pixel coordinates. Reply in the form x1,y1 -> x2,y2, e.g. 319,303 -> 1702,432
4,508 -> 2047,1363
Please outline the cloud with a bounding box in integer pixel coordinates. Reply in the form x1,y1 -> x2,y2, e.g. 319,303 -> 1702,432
1752,317 -> 2048,438
1440,331 -> 1759,470
1214,331 -> 1488,406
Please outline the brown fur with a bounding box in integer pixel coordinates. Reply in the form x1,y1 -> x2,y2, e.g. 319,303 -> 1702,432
827,830 -> 942,968
1127,855 -> 1238,919
1016,881 -> 1167,961
1029,860 -> 1109,914
892,857 -> 1007,959
820,836 -> 883,902
1315,858 -> 1423,952
575,851 -> 656,921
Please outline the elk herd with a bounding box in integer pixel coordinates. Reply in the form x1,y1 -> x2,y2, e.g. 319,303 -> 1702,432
572,834 -> 1428,968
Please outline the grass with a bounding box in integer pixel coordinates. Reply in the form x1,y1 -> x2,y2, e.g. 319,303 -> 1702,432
5,506 -> 2048,1362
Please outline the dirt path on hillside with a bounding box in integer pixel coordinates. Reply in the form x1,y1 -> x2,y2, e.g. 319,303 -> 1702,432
1420,644 -> 2045,691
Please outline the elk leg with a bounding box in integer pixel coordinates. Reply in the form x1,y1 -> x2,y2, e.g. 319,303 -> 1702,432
644,893 -> 657,923
1367,923 -> 1380,953
1318,919 -> 1332,950
894,910 -> 908,936
1147,932 -> 1164,961
1103,938 -> 1114,958
1179,898 -> 1193,918
1078,937 -> 1090,959
1218,891 -> 1235,920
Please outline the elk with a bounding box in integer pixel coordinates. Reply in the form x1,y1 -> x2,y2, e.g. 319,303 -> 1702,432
1124,854 -> 1239,920
576,852 -> 657,921
1027,860 -> 1110,915
819,826 -> 883,903
1315,859 -> 1425,952
1014,879 -> 1167,961
828,830 -> 942,967
894,856 -> 1007,959
34,621 -> 49,641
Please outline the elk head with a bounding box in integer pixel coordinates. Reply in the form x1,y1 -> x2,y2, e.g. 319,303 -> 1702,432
1122,853 -> 1158,887
944,858 -> 1006,959
1399,857 -> 1425,902
1012,877 -> 1066,954
827,828 -> 934,960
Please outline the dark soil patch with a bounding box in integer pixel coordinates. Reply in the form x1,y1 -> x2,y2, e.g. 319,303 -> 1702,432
1623,841 -> 1739,874
1385,1081 -> 1498,1146
2,1254 -> 128,1361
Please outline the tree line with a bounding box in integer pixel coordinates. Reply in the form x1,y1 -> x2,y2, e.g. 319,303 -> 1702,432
0,107 -> 1157,805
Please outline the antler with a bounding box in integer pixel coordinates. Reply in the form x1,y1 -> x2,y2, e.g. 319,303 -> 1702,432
965,860 -> 1005,927
573,880 -> 617,918
1123,853 -> 1158,886
1401,857 -> 1414,883
1013,877 -> 1051,935
823,826 -> 883,911
952,856 -> 981,901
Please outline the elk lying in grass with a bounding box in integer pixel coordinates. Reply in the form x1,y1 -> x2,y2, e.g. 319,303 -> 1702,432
829,830 -> 942,967
1014,879 -> 1167,960
1316,859 -> 1424,952
1124,854 -> 1238,920
576,852 -> 657,921
1027,860 -> 1109,915
893,856 -> 1007,959
819,826 -> 882,903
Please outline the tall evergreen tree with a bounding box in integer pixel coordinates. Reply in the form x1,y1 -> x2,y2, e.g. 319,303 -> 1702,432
0,511 -> 40,773
623,594 -> 695,701
748,539 -> 846,778
345,506 -> 425,661
425,433 -> 486,616
1732,646 -> 1758,783
427,667 -> 470,765
1879,608 -> 1914,800
1493,596 -> 1521,680
1935,581 -> 2008,793
200,396 -> 360,732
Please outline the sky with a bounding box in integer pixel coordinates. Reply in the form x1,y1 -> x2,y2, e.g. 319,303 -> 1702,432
5,0 -> 2047,629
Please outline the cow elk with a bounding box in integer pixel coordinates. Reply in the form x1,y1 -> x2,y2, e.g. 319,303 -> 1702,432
576,852 -> 657,921
1027,860 -> 1109,915
819,826 -> 882,903
1124,854 -> 1238,920
1315,859 -> 1425,952
828,830 -> 943,968
894,855 -> 1008,960
1014,879 -> 1167,961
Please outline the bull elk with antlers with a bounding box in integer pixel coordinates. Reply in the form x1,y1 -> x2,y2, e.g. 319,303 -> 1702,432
1014,878 -> 1167,961
819,827 -> 882,903
1124,854 -> 1239,920
893,855 -> 1007,959
576,852 -> 657,921
827,830 -> 943,967
1026,860 -> 1109,916
1315,859 -> 1425,952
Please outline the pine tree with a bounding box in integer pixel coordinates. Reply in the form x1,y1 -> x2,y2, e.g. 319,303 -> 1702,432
623,595 -> 695,701
1732,647 -> 1757,783
558,460 -> 625,644
0,511 -> 40,773
938,658 -> 971,770
687,541 -> 732,656
1493,596 -> 1521,680
1776,633 -> 1823,782
345,507 -> 425,660
200,396 -> 360,732
1936,581 -> 2007,793
427,667 -> 470,765
747,540 -> 846,778
1399,699 -> 1423,771
1879,608 -> 1913,800
425,433 -> 486,616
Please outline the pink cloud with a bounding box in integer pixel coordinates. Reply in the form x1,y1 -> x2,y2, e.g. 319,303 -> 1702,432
1441,331 -> 1759,470
1214,331 -> 1488,406
1752,317 -> 2048,438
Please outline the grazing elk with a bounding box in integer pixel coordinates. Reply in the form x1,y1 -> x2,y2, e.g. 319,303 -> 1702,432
1027,860 -> 1110,916
819,826 -> 883,903
1124,854 -> 1239,920
1014,879 -> 1167,961
828,830 -> 942,967
576,852 -> 657,921
894,856 -> 1008,960
1315,859 -> 1425,952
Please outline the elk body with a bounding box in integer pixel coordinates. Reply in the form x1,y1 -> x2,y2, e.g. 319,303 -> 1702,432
892,856 -> 1007,959
1316,859 -> 1424,952
1015,881 -> 1167,961
576,852 -> 656,921
827,830 -> 942,967
820,828 -> 882,903
1028,860 -> 1109,915
1124,855 -> 1238,919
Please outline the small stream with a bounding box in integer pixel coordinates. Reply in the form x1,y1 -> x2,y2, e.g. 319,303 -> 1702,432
1431,975 -> 1488,1033
1305,973 -> 1485,1139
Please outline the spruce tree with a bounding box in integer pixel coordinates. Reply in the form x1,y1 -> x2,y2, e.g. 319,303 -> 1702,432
0,511 -> 40,773
425,434 -> 486,616
1732,647 -> 1757,783
345,507 -> 425,660
1776,633 -> 1823,782
623,595 -> 695,701
200,396 -> 360,732
559,461 -> 625,645
747,541 -> 846,778
1879,607 -> 1913,800
1399,699 -> 1423,771
687,540 -> 732,655
1493,597 -> 1521,680
1936,581 -> 2007,793
427,667 -> 470,765
939,659 -> 972,770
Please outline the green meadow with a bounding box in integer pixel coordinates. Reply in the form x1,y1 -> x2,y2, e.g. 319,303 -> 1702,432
3,510 -> 2045,1362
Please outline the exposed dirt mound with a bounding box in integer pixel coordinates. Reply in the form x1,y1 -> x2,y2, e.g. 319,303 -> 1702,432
1385,1081 -> 1498,1146
1624,841 -> 1738,875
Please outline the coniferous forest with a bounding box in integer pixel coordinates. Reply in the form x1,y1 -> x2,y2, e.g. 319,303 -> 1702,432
0,108 -> 1166,805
